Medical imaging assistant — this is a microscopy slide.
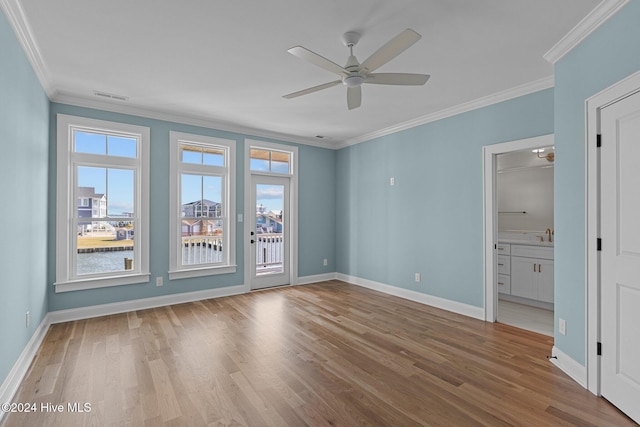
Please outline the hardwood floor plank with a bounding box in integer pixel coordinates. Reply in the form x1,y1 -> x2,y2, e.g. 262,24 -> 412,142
2,281 -> 636,426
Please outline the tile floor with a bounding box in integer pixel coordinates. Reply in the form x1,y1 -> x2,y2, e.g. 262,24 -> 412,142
497,299 -> 554,336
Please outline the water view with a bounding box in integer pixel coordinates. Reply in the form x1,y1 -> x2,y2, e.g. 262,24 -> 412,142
77,250 -> 134,275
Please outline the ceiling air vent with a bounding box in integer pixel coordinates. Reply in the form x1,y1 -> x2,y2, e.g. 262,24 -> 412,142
94,91 -> 129,101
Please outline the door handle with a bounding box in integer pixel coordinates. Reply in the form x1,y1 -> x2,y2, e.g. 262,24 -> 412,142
250,239 -> 255,244
538,264 -> 542,273
533,264 -> 537,272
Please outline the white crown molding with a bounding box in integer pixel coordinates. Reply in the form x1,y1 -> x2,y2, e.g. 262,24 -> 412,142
336,76 -> 555,149
51,92 -> 333,149
2,0 -> 560,153
543,0 -> 630,64
0,0 -> 53,95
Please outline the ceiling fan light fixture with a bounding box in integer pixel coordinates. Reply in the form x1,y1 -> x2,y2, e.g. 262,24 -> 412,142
343,75 -> 365,87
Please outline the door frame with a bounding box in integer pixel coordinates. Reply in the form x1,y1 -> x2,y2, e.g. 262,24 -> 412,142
483,134 -> 554,322
585,69 -> 640,395
249,174 -> 290,289
243,140 -> 298,292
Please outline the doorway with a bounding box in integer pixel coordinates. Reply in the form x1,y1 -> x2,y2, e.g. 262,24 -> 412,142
244,141 -> 298,292
250,175 -> 290,289
495,146 -> 555,336
483,134 -> 554,329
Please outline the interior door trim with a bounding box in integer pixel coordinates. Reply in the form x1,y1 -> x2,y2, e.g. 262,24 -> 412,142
586,68 -> 640,396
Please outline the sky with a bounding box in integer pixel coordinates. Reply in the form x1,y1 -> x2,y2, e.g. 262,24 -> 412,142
256,184 -> 283,213
75,131 -> 285,216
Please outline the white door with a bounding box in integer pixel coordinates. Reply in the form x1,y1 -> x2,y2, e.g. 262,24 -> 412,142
250,175 -> 290,290
600,89 -> 640,424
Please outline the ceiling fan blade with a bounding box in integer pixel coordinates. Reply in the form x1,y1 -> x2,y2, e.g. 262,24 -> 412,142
365,73 -> 430,85
283,80 -> 342,99
287,46 -> 347,76
361,29 -> 422,73
347,86 -> 361,110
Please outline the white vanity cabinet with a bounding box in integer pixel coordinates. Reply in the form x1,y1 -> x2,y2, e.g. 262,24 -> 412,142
509,245 -> 554,303
496,243 -> 511,294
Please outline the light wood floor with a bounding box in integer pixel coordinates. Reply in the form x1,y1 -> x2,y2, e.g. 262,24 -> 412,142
2,281 -> 635,426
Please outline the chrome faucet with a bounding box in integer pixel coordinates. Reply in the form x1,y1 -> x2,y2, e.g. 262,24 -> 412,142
546,228 -> 554,243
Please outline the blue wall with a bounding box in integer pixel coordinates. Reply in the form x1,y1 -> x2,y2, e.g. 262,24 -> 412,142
0,12 -> 50,384
553,0 -> 640,365
336,89 -> 554,307
47,104 -> 336,311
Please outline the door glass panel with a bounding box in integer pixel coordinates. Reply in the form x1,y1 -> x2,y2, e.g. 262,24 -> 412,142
255,184 -> 284,276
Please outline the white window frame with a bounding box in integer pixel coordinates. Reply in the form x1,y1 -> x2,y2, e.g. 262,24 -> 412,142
55,114 -> 150,293
169,131 -> 236,280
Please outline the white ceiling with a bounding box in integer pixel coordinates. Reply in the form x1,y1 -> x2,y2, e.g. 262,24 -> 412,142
12,0 -> 599,147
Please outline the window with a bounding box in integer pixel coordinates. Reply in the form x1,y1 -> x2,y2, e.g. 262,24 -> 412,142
250,148 -> 292,174
169,132 -> 236,279
55,115 -> 150,292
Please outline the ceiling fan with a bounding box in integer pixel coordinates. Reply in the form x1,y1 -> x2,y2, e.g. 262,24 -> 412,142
283,28 -> 430,110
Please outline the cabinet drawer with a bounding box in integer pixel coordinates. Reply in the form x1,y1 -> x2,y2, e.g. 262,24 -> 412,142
497,243 -> 511,255
497,255 -> 510,275
511,245 -> 553,260
497,274 -> 511,294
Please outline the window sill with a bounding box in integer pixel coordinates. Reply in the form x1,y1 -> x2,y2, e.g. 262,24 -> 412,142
169,265 -> 237,280
55,273 -> 150,293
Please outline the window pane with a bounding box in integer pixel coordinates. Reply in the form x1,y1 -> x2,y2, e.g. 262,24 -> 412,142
107,135 -> 137,158
271,151 -> 290,173
271,160 -> 289,174
75,131 -> 107,155
77,166 -> 106,219
250,149 -> 270,171
203,147 -> 225,166
76,220 -> 135,276
107,168 -> 134,217
180,221 -> 224,265
181,174 -> 202,217
203,176 -> 222,217
181,145 -> 202,164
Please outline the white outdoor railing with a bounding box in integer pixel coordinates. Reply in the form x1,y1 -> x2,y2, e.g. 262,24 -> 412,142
181,233 -> 284,269
256,233 -> 284,267
182,236 -> 223,265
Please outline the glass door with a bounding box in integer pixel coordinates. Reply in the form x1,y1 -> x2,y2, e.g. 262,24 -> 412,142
250,175 -> 290,289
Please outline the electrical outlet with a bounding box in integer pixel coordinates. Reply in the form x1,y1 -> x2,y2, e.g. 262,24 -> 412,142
156,277 -> 163,287
559,318 -> 566,335
25,311 -> 30,328
389,177 -> 395,186
415,273 -> 421,283
323,259 -> 328,266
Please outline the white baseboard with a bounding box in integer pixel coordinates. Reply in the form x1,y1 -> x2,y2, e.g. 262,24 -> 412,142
296,272 -> 338,285
48,284 -> 246,324
550,346 -> 587,388
336,273 -> 485,320
0,314 -> 51,422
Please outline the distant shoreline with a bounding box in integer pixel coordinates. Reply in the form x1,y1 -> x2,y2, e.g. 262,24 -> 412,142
78,246 -> 132,253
